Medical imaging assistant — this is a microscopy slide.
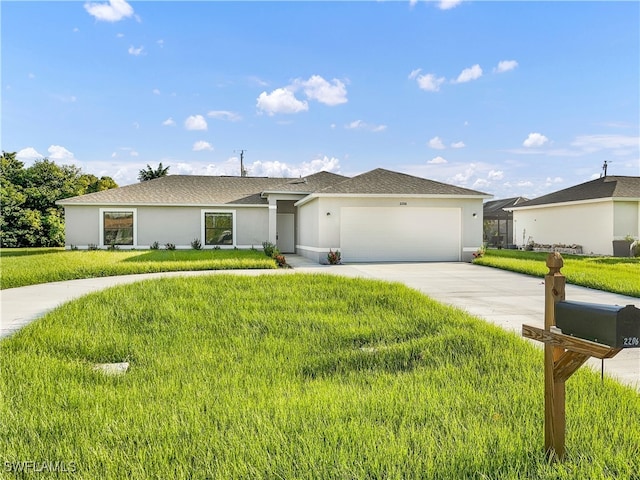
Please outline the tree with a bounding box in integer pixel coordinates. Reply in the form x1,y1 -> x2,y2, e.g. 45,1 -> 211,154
138,162 -> 170,182
0,152 -> 119,247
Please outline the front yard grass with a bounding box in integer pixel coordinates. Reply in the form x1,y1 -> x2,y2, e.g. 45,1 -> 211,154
473,249 -> 640,298
1,275 -> 638,479
0,248 -> 276,289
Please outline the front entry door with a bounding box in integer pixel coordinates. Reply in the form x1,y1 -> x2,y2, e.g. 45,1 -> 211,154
276,213 -> 295,253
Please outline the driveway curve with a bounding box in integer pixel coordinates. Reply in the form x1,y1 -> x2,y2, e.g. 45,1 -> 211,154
1,255 -> 638,391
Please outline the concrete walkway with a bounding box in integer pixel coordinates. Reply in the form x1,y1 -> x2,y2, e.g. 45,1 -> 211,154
1,255 -> 638,391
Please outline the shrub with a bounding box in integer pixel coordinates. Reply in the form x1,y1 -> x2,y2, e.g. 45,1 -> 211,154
70,245 -> 78,251
88,244 -> 98,251
165,243 -> 176,251
327,249 -> 342,265
191,238 -> 202,250
274,254 -> 289,268
213,245 -> 221,250
262,241 -> 277,258
150,241 -> 160,250
107,243 -> 120,251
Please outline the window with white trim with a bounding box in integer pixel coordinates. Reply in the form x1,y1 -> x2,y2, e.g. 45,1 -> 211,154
204,212 -> 233,246
101,209 -> 136,246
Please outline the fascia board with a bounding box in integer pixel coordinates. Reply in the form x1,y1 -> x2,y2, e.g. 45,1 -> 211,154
507,197 -> 614,211
295,192 -> 492,208
56,201 -> 269,208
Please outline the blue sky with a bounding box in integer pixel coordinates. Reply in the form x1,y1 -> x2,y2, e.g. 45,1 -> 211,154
2,0 -> 639,199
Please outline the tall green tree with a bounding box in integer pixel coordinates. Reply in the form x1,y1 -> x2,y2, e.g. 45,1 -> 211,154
0,152 -> 118,247
138,162 -> 170,182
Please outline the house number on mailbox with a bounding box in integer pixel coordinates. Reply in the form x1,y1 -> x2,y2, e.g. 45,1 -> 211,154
623,337 -> 640,347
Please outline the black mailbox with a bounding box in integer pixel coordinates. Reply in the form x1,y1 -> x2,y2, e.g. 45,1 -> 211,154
555,301 -> 640,348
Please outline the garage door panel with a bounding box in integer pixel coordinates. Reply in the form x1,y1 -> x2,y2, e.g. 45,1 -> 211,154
340,207 -> 460,262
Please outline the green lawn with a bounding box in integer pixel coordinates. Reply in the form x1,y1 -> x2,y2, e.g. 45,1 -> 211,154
0,248 -> 276,289
473,249 -> 640,297
1,275 -> 638,479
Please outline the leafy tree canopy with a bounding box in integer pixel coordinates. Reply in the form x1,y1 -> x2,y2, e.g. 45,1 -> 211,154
0,151 -> 118,247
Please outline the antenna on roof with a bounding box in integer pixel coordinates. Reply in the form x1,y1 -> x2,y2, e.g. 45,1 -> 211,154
601,160 -> 610,178
235,149 -> 248,177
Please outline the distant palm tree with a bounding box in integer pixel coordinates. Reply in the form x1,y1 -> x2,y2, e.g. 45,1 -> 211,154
138,163 -> 170,182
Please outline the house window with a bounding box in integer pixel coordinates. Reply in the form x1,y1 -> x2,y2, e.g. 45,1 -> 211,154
204,212 -> 233,245
103,211 -> 134,245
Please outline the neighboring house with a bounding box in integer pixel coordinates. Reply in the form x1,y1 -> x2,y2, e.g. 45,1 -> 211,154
57,168 -> 491,263
507,176 -> 640,255
483,197 -> 529,248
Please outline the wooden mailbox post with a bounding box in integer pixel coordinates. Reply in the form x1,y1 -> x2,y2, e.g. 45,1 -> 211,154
522,252 -> 623,460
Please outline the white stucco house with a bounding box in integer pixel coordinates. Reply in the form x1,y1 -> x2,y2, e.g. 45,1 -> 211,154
56,168 -> 491,263
507,175 -> 640,256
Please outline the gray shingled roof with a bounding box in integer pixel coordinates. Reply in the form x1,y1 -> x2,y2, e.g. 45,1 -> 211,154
511,176 -> 640,208
316,168 -> 490,196
57,175 -> 292,205
262,171 -> 349,193
57,168 -> 491,206
483,197 -> 529,219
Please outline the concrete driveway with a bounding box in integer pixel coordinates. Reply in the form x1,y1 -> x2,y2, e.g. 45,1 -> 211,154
1,255 -> 638,391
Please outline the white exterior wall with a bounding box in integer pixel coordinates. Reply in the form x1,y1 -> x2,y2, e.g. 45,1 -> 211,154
296,200 -> 321,261
296,196 -> 484,263
613,201 -> 640,239
64,205 -> 101,247
63,205 -> 269,249
513,200 -> 614,255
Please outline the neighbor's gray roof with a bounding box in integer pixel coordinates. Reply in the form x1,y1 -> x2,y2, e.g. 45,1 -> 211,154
511,176 -> 640,209
316,168 -> 491,196
483,197 -> 529,219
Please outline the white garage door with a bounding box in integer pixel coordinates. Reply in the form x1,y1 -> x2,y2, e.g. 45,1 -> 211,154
340,207 -> 461,262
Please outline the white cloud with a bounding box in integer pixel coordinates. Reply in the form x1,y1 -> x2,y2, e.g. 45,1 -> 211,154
208,110 -> 242,122
116,33 -> 124,38
438,0 -> 463,10
185,115 -> 208,130
411,70 -> 446,92
162,117 -> 176,127
128,45 -> 145,56
250,156 -> 341,178
517,181 -> 533,187
16,147 -> 44,162
345,120 -> 387,132
132,121 -> 139,129
523,132 -> 549,148
453,64 -> 483,84
546,176 -> 563,184
48,145 -> 75,161
193,141 -> 213,152
53,94 -> 77,103
428,156 -> 448,164
494,60 -> 518,73
294,75 -> 348,106
256,88 -> 308,116
488,170 -> 504,180
152,88 -> 160,95
571,134 -> 639,152
157,39 -> 164,48
473,178 -> 490,188
428,136 -> 446,149
451,141 -> 466,149
84,0 -> 135,22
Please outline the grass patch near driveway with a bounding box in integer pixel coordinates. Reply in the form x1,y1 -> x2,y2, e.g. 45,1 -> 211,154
473,249 -> 640,298
1,275 -> 638,479
0,248 -> 275,289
